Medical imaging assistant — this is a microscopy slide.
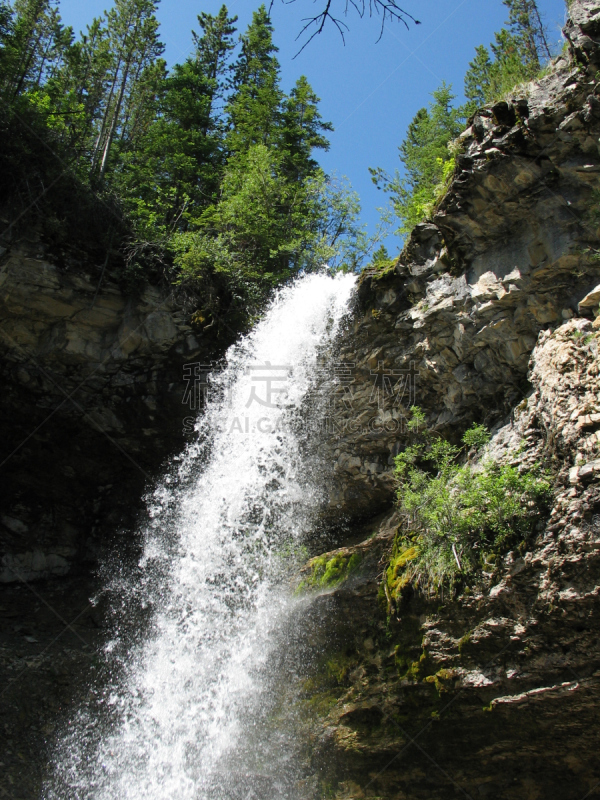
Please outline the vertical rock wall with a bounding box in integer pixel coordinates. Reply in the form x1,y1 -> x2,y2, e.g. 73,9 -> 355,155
0,234 -> 213,581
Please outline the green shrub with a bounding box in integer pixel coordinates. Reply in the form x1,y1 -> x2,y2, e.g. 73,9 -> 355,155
385,407 -> 552,602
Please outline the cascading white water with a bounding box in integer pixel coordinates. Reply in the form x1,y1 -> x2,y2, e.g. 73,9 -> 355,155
46,273 -> 356,800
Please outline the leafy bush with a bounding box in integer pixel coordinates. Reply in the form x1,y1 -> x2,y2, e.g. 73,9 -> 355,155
384,407 -> 552,603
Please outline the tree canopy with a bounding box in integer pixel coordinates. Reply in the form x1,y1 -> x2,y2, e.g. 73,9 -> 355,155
0,1 -> 373,331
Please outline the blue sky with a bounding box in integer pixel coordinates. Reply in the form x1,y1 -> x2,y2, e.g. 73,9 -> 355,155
58,0 -> 567,256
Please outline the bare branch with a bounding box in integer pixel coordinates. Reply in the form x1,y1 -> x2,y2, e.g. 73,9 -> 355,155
276,0 -> 420,57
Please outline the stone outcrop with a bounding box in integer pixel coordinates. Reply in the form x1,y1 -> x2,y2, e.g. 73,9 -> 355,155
301,317 -> 600,799
294,4 -> 600,797
318,0 -> 600,516
0,233 -> 213,582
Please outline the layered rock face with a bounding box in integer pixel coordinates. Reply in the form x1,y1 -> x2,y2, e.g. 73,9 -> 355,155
296,4 -> 600,796
302,317 -> 600,800
0,234 -> 209,582
320,0 -> 600,516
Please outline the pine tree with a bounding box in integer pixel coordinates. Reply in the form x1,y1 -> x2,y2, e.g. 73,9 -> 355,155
0,0 -> 353,309
504,0 -> 551,65
463,31 -> 530,114
0,3 -> 15,95
68,18 -> 112,149
0,1 -> 12,38
371,83 -> 463,234
35,16 -> 112,154
90,0 -> 164,179
464,0 -> 551,115
279,75 -> 332,181
226,5 -> 282,153
399,82 -> 462,193
117,8 -> 237,237
194,5 -> 237,93
0,0 -> 69,100
464,44 -> 493,114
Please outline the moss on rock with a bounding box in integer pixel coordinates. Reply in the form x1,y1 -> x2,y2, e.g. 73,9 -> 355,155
299,552 -> 362,592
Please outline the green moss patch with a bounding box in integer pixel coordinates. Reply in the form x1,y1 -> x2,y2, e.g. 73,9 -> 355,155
299,552 -> 361,592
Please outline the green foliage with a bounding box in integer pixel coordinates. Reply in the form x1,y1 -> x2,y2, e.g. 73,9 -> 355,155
462,423 -> 491,449
0,0 -> 71,100
88,0 -> 166,179
504,0 -> 552,63
385,543 -> 419,600
1,0 -> 376,318
363,244 -> 396,279
464,29 -> 538,113
371,245 -> 393,269
384,407 -> 552,599
370,0 -> 555,241
173,151 -> 367,321
115,7 -> 237,239
204,144 -> 322,277
171,230 -> 260,327
370,83 -> 463,235
279,74 -> 332,180
464,44 -> 494,111
225,5 -> 281,153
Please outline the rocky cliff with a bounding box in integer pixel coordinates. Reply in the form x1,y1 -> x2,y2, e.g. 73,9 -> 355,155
319,0 -> 600,517
3,3 -> 600,799
0,232 -> 214,583
301,318 -> 600,799
298,3 -> 600,797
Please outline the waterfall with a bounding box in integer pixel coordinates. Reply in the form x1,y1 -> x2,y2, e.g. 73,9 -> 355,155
45,273 -> 356,800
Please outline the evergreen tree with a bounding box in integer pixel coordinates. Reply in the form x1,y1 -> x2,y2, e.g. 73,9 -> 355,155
193,5 -> 237,104
371,83 -> 463,234
66,18 -> 112,150
0,0 -> 358,317
34,16 -> 112,155
117,8 -> 237,238
226,5 -> 282,153
175,147 -> 365,317
464,44 -> 493,113
90,0 -> 164,178
464,0 -> 551,115
0,1 -> 12,39
504,0 -> 551,65
279,75 -> 332,180
0,0 -> 70,100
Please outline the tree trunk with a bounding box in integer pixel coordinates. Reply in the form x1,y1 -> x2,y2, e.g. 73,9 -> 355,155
98,53 -> 132,177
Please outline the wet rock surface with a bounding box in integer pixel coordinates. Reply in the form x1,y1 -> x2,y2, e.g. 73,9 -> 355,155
0,574 -> 103,799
